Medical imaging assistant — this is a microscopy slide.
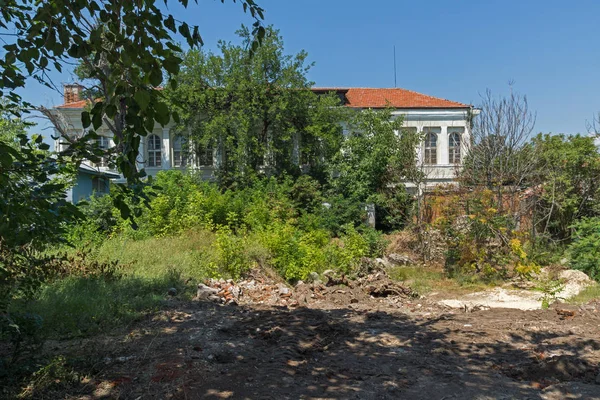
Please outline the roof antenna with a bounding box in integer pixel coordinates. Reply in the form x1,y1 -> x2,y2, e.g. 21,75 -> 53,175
393,45 -> 397,88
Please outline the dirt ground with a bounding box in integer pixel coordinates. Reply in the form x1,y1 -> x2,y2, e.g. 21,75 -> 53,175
11,274 -> 600,400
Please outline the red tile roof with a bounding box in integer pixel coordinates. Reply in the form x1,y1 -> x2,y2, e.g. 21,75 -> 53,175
56,99 -> 88,109
312,87 -> 470,109
57,87 -> 470,109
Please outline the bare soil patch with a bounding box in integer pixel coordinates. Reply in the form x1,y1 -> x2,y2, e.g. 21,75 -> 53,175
3,275 -> 600,399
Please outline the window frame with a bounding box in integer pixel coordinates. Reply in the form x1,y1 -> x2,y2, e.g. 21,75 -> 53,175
95,135 -> 110,168
449,132 -> 462,164
172,136 -> 187,168
92,177 -> 107,194
196,142 -> 213,167
424,131 -> 438,165
147,134 -> 162,167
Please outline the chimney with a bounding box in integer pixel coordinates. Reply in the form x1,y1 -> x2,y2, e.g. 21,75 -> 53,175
63,83 -> 84,104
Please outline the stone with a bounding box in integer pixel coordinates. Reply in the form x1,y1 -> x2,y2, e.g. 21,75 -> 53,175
307,272 -> 321,283
278,285 -> 290,296
559,269 -> 592,284
230,285 -> 242,299
386,253 -> 413,266
197,283 -> 219,299
374,258 -> 392,268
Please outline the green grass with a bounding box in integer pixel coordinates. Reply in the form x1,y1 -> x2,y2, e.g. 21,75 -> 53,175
388,265 -> 492,295
388,265 -> 445,294
568,283 -> 600,304
11,230 -> 221,338
96,229 -> 218,279
11,273 -> 182,337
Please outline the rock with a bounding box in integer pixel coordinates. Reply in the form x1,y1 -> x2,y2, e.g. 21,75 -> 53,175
559,269 -> 592,284
374,258 -> 392,268
167,287 -> 177,296
386,253 -> 413,266
230,285 -> 242,299
278,285 -> 290,296
196,283 -> 219,300
307,272 -> 321,283
322,269 -> 336,277
350,298 -> 359,304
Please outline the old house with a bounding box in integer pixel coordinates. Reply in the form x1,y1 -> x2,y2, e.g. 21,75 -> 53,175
54,84 -> 478,200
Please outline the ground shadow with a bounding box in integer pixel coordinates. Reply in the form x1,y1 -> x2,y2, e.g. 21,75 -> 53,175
3,300 -> 600,399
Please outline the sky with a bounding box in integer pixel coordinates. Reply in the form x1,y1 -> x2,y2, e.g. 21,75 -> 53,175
22,0 -> 600,137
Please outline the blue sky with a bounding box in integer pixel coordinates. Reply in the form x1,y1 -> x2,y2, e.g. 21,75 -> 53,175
23,0 -> 600,136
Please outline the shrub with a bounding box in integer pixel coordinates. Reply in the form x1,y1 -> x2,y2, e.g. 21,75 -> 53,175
568,217 -> 600,281
436,189 -> 540,281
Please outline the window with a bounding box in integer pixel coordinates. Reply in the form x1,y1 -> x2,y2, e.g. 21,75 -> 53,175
172,136 -> 187,167
92,177 -> 107,194
95,136 -> 110,167
449,132 -> 461,164
196,143 -> 213,167
424,131 -> 437,165
148,134 -> 161,167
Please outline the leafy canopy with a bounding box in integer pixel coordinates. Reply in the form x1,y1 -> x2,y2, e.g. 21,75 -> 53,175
1,0 -> 264,222
166,26 -> 346,187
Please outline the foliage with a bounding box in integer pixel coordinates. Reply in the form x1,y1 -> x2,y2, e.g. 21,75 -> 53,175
166,26 -> 345,187
535,277 -> 565,309
568,217 -> 600,281
65,194 -> 120,248
1,123 -> 81,314
435,189 -> 538,281
532,133 -> 600,240
1,1 -> 264,219
327,109 -> 422,230
65,170 -> 388,283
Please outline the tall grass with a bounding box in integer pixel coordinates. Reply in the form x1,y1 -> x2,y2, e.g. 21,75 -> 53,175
96,229 -> 218,279
11,230 -> 220,338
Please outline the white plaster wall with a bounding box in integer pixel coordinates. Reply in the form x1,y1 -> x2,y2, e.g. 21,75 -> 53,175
54,107 -> 474,186
392,109 -> 472,186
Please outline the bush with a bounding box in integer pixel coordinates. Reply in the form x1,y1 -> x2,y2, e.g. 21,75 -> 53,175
64,170 -> 393,285
568,217 -> 600,281
436,189 -> 538,281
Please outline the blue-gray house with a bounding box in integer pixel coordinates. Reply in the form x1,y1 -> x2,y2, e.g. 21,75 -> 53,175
66,164 -> 120,204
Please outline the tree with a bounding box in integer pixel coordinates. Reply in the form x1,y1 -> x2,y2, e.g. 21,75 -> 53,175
0,117 -> 80,312
166,25 -> 345,187
460,88 -> 538,224
1,0 -> 265,221
531,133 -> 600,240
327,108 -> 423,230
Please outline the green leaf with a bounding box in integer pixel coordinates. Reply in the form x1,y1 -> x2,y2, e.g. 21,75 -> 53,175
164,15 -> 176,32
0,148 -> 13,168
105,104 -> 117,118
149,68 -> 163,87
92,111 -> 103,130
163,57 -> 180,75
81,111 -> 91,128
154,102 -> 170,126
134,91 -> 151,111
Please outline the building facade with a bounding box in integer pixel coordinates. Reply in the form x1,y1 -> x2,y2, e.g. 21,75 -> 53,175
54,85 -> 478,194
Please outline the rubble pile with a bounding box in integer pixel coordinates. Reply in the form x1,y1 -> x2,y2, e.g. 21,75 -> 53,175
195,264 -> 415,308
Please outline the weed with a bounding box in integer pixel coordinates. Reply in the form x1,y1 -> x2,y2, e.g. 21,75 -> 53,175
535,278 -> 566,309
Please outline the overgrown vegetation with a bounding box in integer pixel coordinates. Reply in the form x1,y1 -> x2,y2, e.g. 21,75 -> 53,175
3,6 -> 600,395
